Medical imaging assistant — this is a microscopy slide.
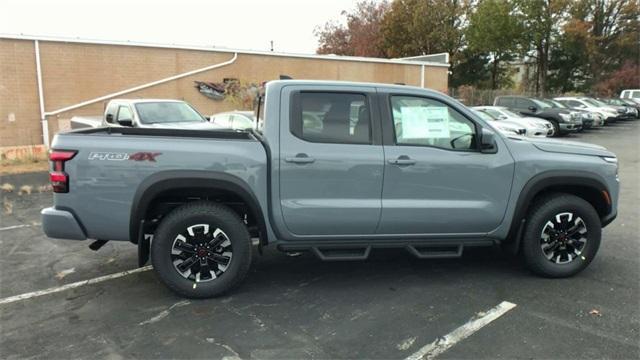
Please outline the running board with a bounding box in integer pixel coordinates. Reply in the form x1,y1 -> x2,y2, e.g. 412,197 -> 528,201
405,244 -> 463,259
278,239 -> 493,261
311,246 -> 371,261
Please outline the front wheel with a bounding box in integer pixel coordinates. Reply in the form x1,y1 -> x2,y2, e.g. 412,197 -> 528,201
521,193 -> 601,278
550,121 -> 561,137
151,201 -> 252,298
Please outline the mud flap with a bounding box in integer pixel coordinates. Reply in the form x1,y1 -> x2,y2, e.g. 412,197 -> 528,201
137,220 -> 151,267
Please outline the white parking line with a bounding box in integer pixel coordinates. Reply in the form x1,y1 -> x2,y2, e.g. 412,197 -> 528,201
0,223 -> 40,231
406,301 -> 517,360
0,265 -> 153,306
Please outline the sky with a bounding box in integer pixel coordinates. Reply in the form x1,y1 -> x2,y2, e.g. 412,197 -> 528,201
0,0 -> 370,54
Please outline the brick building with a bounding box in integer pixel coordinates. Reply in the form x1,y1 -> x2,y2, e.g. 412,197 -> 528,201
0,34 -> 449,157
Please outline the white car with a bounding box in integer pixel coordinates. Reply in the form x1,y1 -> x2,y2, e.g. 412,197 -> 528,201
620,89 -> 640,105
554,97 -> 624,123
473,106 -> 553,137
472,109 -> 526,136
209,111 -> 257,130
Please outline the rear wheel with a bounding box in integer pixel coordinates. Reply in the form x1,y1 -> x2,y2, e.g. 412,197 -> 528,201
151,201 -> 252,298
521,193 -> 601,278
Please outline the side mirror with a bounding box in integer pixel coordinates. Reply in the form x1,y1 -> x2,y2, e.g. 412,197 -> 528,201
480,128 -> 497,153
105,114 -> 114,123
117,118 -> 133,127
528,106 -> 538,112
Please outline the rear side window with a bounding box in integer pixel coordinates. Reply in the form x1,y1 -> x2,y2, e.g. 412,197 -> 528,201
291,92 -> 371,144
496,97 -> 514,107
515,98 -> 532,108
116,106 -> 133,121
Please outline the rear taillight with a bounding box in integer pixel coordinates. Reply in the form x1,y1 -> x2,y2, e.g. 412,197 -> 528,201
49,150 -> 77,193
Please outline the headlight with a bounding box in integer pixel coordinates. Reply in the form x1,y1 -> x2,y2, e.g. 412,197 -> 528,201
559,113 -> 571,121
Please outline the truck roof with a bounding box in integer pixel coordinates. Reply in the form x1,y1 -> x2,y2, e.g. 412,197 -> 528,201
267,79 -> 441,95
107,99 -> 187,105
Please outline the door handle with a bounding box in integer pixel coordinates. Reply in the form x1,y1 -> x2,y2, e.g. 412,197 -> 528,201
388,156 -> 416,166
285,153 -> 315,164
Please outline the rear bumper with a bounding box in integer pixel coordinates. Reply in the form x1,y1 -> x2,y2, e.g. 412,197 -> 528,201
41,207 -> 87,240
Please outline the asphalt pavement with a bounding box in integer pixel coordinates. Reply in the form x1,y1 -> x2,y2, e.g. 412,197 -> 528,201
0,121 -> 638,359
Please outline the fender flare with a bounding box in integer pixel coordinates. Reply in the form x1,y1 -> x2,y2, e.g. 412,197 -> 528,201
505,170 -> 611,251
129,170 -> 268,245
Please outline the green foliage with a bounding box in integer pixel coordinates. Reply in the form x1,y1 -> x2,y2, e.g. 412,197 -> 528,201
314,0 -> 640,95
466,0 -> 524,89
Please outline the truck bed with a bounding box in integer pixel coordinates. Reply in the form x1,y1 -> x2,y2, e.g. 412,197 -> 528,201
48,126 -> 268,242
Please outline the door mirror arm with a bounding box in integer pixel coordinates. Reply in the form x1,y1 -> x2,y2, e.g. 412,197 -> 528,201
117,118 -> 133,127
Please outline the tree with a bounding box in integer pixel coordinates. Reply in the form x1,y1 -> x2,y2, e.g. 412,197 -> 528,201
593,61 -> 640,96
466,0 -> 524,89
515,0 -> 571,96
315,1 -> 390,57
380,0 -> 470,58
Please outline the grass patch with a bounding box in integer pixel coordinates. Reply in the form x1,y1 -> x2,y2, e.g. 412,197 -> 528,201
0,154 -> 49,175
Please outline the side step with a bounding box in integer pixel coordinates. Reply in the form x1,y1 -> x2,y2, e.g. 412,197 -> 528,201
311,246 -> 371,261
405,244 -> 463,259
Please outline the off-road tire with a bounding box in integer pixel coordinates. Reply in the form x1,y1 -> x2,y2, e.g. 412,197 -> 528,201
151,201 -> 252,298
521,193 -> 601,278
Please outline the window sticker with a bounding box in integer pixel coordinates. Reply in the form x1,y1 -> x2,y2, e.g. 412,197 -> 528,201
400,106 -> 450,139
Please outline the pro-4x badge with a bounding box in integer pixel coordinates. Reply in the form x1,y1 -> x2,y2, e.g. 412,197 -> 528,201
88,152 -> 162,162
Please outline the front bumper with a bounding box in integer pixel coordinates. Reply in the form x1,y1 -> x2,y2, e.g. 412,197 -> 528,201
41,207 -> 87,240
559,123 -> 581,133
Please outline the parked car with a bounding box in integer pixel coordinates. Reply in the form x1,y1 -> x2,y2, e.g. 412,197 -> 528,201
554,97 -> 617,124
209,111 -> 257,130
540,99 -> 603,129
620,89 -> 640,105
473,106 -> 553,137
493,96 -> 582,136
471,109 -> 527,136
588,97 -> 637,120
43,80 -> 619,299
102,99 -> 221,129
600,98 -> 640,119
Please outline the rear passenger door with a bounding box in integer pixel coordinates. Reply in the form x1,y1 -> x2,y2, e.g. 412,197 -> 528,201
277,85 -> 384,236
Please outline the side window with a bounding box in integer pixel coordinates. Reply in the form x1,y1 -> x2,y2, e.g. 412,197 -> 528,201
291,92 -> 371,144
515,98 -> 532,109
116,106 -> 133,121
499,97 -> 514,107
390,96 -> 477,151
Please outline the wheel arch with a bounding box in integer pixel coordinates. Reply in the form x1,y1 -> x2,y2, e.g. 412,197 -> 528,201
130,170 -> 268,246
506,170 -> 612,248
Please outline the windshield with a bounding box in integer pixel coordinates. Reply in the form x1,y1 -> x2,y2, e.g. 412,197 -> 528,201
584,98 -> 607,107
532,99 -> 552,109
135,102 -> 206,124
547,100 -> 567,108
500,108 -> 524,118
473,109 -> 496,122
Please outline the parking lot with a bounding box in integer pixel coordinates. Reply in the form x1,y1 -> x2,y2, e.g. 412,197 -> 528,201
1,121 -> 639,359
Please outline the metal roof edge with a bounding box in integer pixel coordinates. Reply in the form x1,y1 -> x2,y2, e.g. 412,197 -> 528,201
1,33 -> 450,68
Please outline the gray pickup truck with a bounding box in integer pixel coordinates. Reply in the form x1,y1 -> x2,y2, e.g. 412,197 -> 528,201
42,80 -> 619,298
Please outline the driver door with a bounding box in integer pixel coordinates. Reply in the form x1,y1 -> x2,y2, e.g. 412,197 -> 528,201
378,94 -> 514,235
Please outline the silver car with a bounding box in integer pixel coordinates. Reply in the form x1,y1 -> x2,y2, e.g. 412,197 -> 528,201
473,106 -> 553,137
